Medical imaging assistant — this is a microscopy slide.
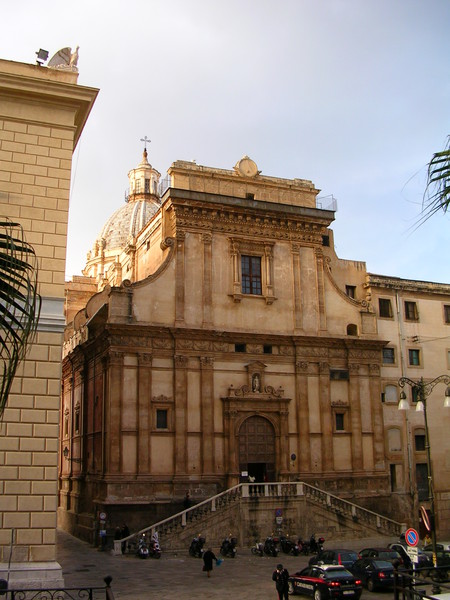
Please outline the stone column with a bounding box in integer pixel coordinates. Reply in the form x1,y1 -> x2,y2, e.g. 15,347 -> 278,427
296,360 -> 311,472
174,355 -> 188,474
369,363 -> 385,470
202,233 -> 213,327
200,356 -> 215,474
137,353 -> 152,474
292,245 -> 303,331
349,363 -> 363,471
278,407 -> 290,479
108,351 -> 123,473
175,233 -> 185,325
319,361 -> 333,471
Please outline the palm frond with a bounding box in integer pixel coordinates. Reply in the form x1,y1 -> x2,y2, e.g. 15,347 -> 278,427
421,136 -> 450,223
0,219 -> 41,418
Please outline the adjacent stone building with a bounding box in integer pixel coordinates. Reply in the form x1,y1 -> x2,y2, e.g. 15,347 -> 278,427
0,57 -> 98,586
59,152 -> 449,543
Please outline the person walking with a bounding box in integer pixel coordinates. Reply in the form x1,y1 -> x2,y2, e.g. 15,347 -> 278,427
272,563 -> 289,600
202,548 -> 217,578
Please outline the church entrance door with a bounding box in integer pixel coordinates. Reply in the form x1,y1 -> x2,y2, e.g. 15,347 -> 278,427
239,416 -> 275,482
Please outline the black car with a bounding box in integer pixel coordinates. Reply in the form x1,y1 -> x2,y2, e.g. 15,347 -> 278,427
309,549 -> 359,569
288,564 -> 363,599
359,547 -> 403,564
350,558 -> 395,592
388,543 -> 433,571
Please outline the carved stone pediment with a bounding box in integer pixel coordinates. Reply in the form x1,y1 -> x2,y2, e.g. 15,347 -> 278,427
228,383 -> 284,399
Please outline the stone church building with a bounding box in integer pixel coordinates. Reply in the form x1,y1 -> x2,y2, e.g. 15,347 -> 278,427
59,150 -> 450,540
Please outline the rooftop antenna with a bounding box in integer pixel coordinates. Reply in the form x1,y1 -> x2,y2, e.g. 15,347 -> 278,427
140,136 -> 151,151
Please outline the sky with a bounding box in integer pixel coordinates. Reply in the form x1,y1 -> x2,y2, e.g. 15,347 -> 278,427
2,0 -> 449,283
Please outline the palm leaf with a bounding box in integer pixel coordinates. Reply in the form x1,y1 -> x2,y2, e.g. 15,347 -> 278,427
420,136 -> 450,224
0,219 -> 41,418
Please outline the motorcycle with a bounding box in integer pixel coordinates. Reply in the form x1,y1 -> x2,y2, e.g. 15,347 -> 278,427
148,538 -> 161,559
220,536 -> 237,558
189,535 -> 205,558
251,541 -> 264,556
136,534 -> 150,559
309,533 -> 325,554
263,536 -> 278,557
280,535 -> 300,556
297,537 -> 311,555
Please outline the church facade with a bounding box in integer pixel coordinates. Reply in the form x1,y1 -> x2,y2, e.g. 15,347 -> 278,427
59,152 -> 450,540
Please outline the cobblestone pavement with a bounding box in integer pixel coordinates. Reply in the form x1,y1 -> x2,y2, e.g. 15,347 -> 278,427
57,530 -> 401,600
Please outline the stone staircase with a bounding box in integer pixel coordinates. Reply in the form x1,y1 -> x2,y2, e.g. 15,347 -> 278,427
113,481 -> 406,555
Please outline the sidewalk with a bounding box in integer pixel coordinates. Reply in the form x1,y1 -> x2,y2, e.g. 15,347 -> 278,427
57,530 -> 396,599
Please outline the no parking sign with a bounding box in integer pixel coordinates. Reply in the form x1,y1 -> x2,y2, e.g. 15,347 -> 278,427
405,528 -> 419,547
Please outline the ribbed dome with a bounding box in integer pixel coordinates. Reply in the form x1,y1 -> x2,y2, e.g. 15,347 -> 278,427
97,198 -> 159,251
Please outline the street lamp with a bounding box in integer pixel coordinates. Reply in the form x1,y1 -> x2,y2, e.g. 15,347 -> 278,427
398,375 -> 450,573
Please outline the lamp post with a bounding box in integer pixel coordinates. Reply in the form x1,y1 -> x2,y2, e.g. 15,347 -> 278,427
398,375 -> 450,573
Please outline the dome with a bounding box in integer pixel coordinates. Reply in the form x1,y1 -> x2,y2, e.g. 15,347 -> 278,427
98,198 -> 158,251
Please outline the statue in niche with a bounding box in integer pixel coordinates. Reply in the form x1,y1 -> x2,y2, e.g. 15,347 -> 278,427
252,373 -> 261,393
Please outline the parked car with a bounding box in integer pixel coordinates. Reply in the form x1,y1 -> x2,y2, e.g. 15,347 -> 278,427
309,549 -> 359,570
423,543 -> 450,553
350,558 -> 395,592
288,564 -> 363,599
359,547 -> 403,564
422,546 -> 450,580
388,543 -> 433,571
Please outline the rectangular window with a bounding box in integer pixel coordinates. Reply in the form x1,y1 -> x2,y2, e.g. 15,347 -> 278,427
145,179 -> 150,193
345,285 -> 356,299
415,434 -> 426,452
444,305 -> 450,324
390,464 -> 397,492
382,347 -> 395,364
135,180 -> 141,193
404,301 -> 419,321
379,298 -> 393,318
156,409 -> 168,429
335,413 -> 345,431
330,369 -> 349,381
416,463 -> 429,502
408,349 -> 421,366
263,345 -> 272,354
241,255 -> 262,295
235,343 -> 246,353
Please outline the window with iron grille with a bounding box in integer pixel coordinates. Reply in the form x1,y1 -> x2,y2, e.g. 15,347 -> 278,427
156,409 -> 168,429
241,255 -> 262,295
382,347 -> 395,364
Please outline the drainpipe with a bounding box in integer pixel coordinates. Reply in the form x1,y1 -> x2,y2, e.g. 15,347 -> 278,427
395,292 -> 414,500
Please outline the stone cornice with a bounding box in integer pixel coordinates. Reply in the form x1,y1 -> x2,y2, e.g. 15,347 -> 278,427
367,273 -> 450,295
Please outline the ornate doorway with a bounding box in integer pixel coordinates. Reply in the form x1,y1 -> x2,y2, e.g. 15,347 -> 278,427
239,416 -> 275,482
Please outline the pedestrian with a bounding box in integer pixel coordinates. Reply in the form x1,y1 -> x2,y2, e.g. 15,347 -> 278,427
120,523 -> 129,554
183,491 -> 192,510
424,533 -> 431,546
272,563 -> 289,600
202,547 -> 217,578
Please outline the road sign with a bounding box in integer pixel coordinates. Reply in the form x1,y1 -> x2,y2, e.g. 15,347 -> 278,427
275,508 -> 282,517
420,506 -> 431,532
405,528 -> 419,547
407,547 -> 419,563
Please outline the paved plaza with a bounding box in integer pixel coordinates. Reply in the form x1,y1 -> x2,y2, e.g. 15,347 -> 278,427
57,530 -> 399,600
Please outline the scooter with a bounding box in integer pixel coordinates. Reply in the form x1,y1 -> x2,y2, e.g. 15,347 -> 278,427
220,536 -> 237,558
189,535 -> 205,558
263,536 -> 278,557
280,535 -> 300,556
297,537 -> 311,555
251,541 -> 264,556
148,538 -> 161,558
136,534 -> 150,559
309,533 -> 325,554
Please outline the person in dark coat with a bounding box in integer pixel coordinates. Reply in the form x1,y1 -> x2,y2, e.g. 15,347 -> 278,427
202,548 -> 217,578
120,523 -> 129,554
272,563 -> 289,600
